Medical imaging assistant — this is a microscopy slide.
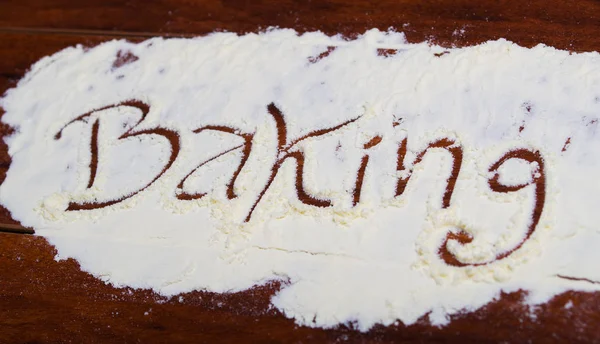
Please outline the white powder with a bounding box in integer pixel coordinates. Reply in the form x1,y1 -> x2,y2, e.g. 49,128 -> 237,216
2,29 -> 600,330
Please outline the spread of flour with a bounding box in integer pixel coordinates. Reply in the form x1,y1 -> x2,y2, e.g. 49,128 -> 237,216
2,29 -> 600,330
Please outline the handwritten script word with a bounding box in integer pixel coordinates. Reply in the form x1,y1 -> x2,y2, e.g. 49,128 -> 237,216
54,100 -> 546,266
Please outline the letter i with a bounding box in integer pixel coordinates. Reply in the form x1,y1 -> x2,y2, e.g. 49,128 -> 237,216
352,135 -> 382,206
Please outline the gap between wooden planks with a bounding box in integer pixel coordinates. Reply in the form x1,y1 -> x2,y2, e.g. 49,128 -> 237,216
0,223 -> 34,234
0,27 -> 195,38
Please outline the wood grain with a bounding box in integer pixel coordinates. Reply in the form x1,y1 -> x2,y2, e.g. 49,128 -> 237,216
3,0 -> 600,51
2,1 -> 600,342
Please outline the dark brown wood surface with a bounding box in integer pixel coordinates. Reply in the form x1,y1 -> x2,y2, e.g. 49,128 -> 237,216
2,1 -> 600,343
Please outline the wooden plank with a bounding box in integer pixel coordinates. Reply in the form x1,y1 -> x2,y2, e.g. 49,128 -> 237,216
1,231 -> 597,343
2,0 -> 600,51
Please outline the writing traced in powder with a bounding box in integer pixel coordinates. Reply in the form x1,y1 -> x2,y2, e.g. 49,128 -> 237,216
1,29 -> 600,330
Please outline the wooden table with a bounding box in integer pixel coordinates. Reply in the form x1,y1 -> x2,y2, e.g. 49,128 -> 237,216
2,1 -> 600,342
